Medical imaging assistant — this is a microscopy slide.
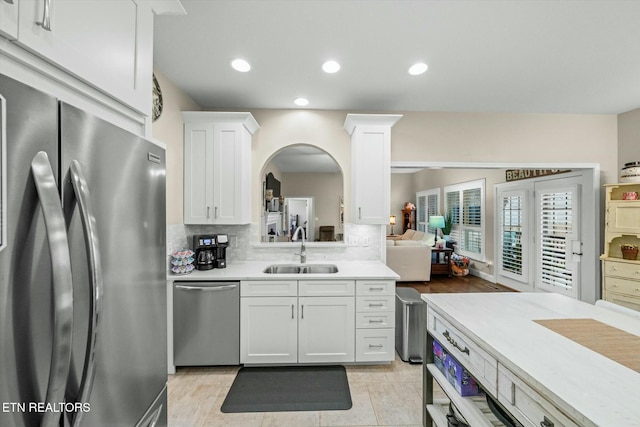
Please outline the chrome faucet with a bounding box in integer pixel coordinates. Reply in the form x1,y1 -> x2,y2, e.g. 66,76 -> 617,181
292,226 -> 306,263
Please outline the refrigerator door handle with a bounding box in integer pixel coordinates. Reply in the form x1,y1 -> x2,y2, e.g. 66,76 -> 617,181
67,160 -> 103,427
31,151 -> 74,427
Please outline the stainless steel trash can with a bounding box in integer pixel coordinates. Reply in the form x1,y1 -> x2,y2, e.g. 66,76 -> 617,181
395,287 -> 425,364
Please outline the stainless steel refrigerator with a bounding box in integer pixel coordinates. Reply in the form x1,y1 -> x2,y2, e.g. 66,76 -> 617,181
0,74 -> 167,427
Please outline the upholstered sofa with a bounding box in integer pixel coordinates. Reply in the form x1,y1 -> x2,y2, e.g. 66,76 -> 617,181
386,230 -> 434,282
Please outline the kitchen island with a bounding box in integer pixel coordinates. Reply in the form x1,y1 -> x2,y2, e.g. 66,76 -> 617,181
422,292 -> 640,427
167,261 -> 400,373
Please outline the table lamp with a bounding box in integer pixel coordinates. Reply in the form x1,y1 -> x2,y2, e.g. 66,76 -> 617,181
428,215 -> 445,237
389,215 -> 396,235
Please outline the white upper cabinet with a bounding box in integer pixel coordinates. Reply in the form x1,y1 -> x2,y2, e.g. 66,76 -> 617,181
0,0 -> 185,116
183,112 -> 259,225
344,114 -> 402,225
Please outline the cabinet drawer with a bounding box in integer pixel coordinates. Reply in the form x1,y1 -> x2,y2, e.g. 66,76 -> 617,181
604,276 -> 640,297
356,312 -> 394,329
356,295 -> 395,312
241,280 -> 297,297
298,280 -> 355,296
604,292 -> 640,312
355,329 -> 395,362
356,280 -> 395,296
604,261 -> 640,280
428,309 -> 497,396
497,364 -> 579,427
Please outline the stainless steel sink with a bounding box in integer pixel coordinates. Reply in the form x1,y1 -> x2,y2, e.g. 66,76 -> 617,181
263,264 -> 339,274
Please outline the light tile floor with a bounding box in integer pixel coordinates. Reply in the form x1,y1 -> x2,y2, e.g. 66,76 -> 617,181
167,354 -> 446,427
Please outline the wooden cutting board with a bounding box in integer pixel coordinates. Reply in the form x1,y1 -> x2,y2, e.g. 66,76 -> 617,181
534,318 -> 640,373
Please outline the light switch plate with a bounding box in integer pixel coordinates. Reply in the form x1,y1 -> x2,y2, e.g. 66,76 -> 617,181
348,236 -> 358,247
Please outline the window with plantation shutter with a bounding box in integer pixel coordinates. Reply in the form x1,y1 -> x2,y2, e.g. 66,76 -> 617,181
536,186 -> 579,296
445,179 -> 485,260
499,190 -> 528,281
416,189 -> 439,233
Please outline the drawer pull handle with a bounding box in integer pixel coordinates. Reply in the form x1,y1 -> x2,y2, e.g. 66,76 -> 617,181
368,303 -> 384,307
368,319 -> 384,324
369,287 -> 384,291
540,416 -> 554,427
368,344 -> 383,348
442,330 -> 470,355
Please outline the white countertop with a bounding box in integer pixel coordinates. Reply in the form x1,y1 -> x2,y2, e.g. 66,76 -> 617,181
168,260 -> 400,281
422,292 -> 640,427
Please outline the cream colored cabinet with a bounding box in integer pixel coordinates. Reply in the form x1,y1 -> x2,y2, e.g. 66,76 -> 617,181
343,114 -> 402,224
183,112 -> 259,225
1,0 -> 166,115
241,279 -> 361,365
600,183 -> 640,312
355,280 -> 395,362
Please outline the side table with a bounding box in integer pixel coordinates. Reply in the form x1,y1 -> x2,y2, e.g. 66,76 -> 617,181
431,247 -> 452,277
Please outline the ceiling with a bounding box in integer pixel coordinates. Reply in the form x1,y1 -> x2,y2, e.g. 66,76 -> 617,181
154,0 -> 640,115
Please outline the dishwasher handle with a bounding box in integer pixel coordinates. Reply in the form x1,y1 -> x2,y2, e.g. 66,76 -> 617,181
175,284 -> 237,291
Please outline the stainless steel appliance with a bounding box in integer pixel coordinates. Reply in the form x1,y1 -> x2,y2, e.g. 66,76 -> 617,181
395,287 -> 425,364
0,75 -> 167,427
173,281 -> 240,366
193,234 -> 228,269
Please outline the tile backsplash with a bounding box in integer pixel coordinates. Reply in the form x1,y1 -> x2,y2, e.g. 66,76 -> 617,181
167,223 -> 383,262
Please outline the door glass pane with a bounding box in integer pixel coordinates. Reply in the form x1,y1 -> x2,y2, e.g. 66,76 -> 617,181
539,190 -> 573,290
501,194 -> 524,276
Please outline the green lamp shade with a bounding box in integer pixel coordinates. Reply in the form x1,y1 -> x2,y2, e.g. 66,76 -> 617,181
428,215 -> 445,229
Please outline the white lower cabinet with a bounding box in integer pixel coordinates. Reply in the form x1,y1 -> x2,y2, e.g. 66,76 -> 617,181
240,296 -> 298,364
298,297 -> 355,363
240,279 -> 394,365
355,280 -> 395,362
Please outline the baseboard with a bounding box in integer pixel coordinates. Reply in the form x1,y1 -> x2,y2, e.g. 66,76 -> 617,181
470,268 -> 496,283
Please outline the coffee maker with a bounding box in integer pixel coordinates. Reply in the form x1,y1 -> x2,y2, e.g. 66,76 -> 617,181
193,234 -> 228,270
212,234 -> 228,268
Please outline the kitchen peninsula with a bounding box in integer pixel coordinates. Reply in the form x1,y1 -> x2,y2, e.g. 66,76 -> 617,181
167,260 -> 399,373
422,292 -> 640,427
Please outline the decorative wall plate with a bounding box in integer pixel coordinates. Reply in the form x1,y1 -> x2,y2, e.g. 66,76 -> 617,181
152,73 -> 163,122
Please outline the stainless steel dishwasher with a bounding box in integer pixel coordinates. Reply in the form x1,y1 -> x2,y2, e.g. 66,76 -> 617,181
173,281 -> 240,366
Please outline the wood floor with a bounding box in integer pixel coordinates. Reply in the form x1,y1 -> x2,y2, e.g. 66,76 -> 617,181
398,273 -> 514,295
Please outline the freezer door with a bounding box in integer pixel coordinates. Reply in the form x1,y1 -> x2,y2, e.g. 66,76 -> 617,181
0,75 -> 69,427
60,103 -> 167,426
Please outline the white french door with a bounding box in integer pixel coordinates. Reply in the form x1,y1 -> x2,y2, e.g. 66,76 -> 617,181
495,176 -> 583,298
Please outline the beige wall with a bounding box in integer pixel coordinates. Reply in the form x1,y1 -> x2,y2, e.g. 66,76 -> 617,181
250,110 -> 351,222
618,108 -> 640,172
281,172 -> 344,239
391,111 -> 618,184
390,174 -> 415,234
151,68 -> 200,225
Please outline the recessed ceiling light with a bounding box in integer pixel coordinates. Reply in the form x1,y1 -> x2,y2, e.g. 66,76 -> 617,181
322,60 -> 341,74
293,97 -> 309,107
231,58 -> 251,72
408,62 -> 428,76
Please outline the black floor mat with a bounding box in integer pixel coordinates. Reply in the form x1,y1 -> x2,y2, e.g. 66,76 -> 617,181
221,365 -> 352,413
